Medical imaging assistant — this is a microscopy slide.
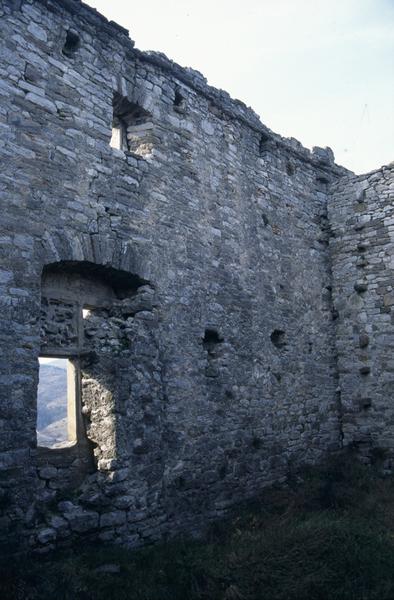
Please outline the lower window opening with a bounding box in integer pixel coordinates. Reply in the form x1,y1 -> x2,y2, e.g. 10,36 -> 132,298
37,357 -> 77,449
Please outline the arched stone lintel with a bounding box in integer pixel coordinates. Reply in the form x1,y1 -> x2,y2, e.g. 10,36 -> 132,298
37,231 -> 150,283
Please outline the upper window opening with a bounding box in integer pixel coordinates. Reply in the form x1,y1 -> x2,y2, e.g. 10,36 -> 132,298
259,132 -> 271,155
37,357 -> 76,449
82,307 -> 92,319
174,88 -> 186,113
110,92 -> 154,157
62,30 -> 81,57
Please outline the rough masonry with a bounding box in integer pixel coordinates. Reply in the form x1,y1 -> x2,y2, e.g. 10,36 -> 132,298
330,166 -> 394,466
0,0 -> 392,553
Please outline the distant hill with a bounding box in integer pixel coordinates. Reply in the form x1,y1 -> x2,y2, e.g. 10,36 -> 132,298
37,363 -> 68,447
45,358 -> 68,370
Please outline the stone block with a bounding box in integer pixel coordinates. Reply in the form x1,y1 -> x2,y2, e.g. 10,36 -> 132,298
384,293 -> 394,307
64,509 -> 99,533
100,511 -> 126,528
37,528 -> 56,544
38,466 -> 57,480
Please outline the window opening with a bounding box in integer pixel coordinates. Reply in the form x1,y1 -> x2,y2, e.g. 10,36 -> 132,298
174,88 -> 186,113
259,132 -> 271,155
82,307 -> 92,319
38,262 -> 149,458
37,357 -> 77,449
110,92 -> 153,156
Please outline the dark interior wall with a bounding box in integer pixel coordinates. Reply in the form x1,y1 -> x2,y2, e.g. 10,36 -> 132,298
0,0 -> 346,551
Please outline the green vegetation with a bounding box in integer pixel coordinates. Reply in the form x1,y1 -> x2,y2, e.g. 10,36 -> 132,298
4,451 -> 394,600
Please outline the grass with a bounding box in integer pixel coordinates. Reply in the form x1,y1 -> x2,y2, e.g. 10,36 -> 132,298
3,451 -> 394,600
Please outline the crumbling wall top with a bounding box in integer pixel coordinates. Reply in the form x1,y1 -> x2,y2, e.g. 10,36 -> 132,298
30,0 -> 349,175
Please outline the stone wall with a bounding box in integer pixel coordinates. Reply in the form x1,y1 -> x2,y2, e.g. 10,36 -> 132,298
0,0 -> 349,552
329,164 -> 394,466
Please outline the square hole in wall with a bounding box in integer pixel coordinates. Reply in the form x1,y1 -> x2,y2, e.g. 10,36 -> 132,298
37,357 -> 77,449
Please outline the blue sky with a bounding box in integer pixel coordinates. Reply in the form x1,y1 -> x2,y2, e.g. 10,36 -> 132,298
85,0 -> 393,174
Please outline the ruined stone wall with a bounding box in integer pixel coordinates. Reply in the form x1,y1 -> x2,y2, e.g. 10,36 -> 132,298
329,164 -> 394,466
0,0 -> 346,552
